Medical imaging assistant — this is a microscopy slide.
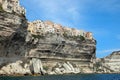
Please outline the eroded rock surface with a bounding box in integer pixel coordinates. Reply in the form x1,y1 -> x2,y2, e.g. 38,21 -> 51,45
0,0 -> 96,75
95,51 -> 120,73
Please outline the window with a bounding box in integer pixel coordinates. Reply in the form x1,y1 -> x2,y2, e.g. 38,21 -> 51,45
7,5 -> 12,10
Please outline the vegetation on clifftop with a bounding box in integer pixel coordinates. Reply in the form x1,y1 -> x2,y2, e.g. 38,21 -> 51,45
73,35 -> 85,41
32,34 -> 44,39
63,32 -> 85,41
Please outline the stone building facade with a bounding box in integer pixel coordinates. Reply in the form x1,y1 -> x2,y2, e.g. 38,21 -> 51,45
85,32 -> 93,39
0,0 -> 25,15
28,20 -> 93,40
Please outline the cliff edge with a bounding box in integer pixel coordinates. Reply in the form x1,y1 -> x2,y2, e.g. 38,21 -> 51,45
0,0 -> 96,75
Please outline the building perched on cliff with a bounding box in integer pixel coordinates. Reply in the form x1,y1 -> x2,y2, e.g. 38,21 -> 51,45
85,32 -> 93,40
27,20 -> 94,40
0,0 -> 25,15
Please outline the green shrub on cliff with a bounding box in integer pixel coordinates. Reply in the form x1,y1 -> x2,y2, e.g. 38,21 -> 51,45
63,32 -> 85,41
63,32 -> 69,38
79,35 -> 85,41
43,66 -> 49,71
0,4 -> 4,11
73,35 -> 85,41
32,34 -> 44,39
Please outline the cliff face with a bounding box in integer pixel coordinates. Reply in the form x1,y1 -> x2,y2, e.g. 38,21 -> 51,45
104,51 -> 120,73
95,51 -> 120,73
27,20 -> 96,61
0,0 -> 96,75
0,11 -> 30,75
26,20 -> 96,74
0,11 -> 27,57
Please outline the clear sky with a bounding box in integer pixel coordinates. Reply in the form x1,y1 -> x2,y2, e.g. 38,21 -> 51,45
20,0 -> 120,58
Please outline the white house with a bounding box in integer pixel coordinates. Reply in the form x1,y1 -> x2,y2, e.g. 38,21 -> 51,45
0,0 -> 25,15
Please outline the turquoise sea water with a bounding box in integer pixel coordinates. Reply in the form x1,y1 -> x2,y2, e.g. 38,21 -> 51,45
0,74 -> 120,80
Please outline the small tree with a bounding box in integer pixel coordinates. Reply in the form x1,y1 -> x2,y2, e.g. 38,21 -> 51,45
79,35 -> 85,41
0,4 -> 3,11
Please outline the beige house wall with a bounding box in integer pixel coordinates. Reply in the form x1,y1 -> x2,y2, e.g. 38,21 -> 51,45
0,0 -> 2,4
1,0 -> 25,15
86,32 -> 93,39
